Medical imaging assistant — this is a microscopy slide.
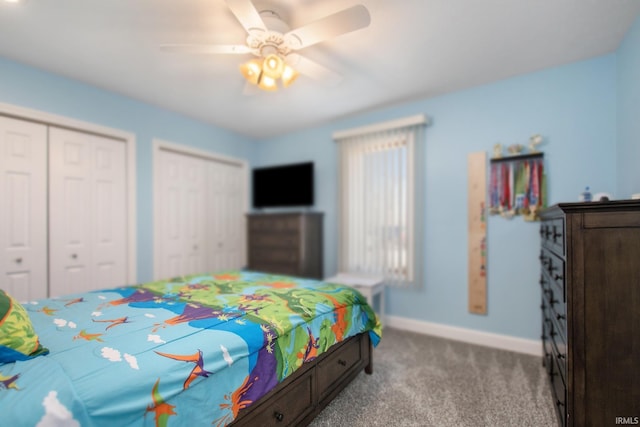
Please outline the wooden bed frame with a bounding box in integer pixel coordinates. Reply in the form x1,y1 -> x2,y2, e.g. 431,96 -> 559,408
232,332 -> 373,426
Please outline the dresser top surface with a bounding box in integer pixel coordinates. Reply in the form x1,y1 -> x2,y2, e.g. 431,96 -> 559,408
247,211 -> 323,218
541,199 -> 640,218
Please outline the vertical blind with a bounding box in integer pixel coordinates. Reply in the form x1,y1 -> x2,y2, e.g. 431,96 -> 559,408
334,115 -> 427,288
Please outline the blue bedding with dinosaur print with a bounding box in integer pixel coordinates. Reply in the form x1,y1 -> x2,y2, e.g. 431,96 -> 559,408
0,270 -> 381,426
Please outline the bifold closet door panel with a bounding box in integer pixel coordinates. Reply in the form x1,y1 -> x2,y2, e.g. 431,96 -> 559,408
0,116 -> 47,301
156,150 -> 208,279
182,155 -> 208,277
208,161 -> 245,271
49,127 -> 127,296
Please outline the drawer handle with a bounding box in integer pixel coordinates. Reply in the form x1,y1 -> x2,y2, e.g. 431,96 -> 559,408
15,257 -> 22,264
274,411 -> 284,422
71,254 -> 78,259
338,359 -> 347,367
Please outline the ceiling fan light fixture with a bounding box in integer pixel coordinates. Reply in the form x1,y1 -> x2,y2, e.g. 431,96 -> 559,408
258,75 -> 278,91
281,64 -> 299,88
239,53 -> 298,91
262,54 -> 284,79
239,59 -> 262,85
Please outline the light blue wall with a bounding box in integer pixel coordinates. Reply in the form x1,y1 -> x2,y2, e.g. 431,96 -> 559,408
617,15 -> 640,198
0,57 -> 257,283
2,27 -> 634,341
255,54 -> 618,340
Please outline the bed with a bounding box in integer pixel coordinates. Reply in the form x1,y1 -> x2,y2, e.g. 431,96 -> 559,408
0,270 -> 381,426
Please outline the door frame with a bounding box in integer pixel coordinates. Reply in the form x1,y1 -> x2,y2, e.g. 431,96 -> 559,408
0,102 -> 137,285
152,139 -> 249,280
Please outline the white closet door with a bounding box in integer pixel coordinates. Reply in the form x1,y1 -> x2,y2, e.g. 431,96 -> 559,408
209,161 -> 227,272
182,154 -> 207,276
92,135 -> 127,290
156,150 -> 207,279
208,161 -> 245,271
228,164 -> 246,269
0,117 -> 47,301
156,146 -> 246,280
49,127 -> 127,296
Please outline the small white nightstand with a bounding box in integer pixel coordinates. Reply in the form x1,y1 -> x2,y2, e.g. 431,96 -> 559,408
325,273 -> 385,323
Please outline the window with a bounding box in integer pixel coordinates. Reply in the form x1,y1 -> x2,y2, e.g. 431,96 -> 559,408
334,114 -> 427,288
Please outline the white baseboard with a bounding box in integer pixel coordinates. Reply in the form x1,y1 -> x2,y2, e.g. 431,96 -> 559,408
385,315 -> 542,356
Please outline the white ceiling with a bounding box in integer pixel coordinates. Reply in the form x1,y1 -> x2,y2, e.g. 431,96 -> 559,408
1,0 -> 639,139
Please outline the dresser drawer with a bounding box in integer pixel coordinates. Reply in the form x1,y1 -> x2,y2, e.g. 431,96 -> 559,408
250,248 -> 300,264
250,233 -> 300,249
549,299 -> 566,340
551,329 -> 567,383
540,218 -> 565,257
238,369 -> 314,427
551,355 -> 567,427
542,286 -> 562,320
543,282 -> 566,336
317,337 -> 362,400
250,215 -> 301,232
540,249 -> 565,301
542,315 -> 554,375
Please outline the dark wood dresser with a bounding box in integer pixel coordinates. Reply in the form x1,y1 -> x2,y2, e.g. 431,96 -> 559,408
539,201 -> 640,427
247,212 -> 323,279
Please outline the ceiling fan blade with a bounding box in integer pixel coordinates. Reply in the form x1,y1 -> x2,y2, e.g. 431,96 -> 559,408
159,44 -> 253,54
284,4 -> 371,50
288,54 -> 343,86
225,0 -> 267,34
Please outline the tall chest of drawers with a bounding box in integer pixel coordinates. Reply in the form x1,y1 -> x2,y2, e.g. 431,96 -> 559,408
539,201 -> 640,427
247,212 -> 323,279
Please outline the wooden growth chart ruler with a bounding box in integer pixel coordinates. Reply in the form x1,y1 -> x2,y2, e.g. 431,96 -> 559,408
468,152 -> 487,314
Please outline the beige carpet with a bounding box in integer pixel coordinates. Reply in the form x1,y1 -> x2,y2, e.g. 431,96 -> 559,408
310,328 -> 557,427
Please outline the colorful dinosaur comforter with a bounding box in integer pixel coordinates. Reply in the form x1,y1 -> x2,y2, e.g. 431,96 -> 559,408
0,270 -> 382,426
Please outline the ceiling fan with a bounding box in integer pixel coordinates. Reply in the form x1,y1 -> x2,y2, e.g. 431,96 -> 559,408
160,0 -> 371,92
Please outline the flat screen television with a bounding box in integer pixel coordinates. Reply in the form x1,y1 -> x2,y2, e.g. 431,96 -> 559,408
252,162 -> 314,208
